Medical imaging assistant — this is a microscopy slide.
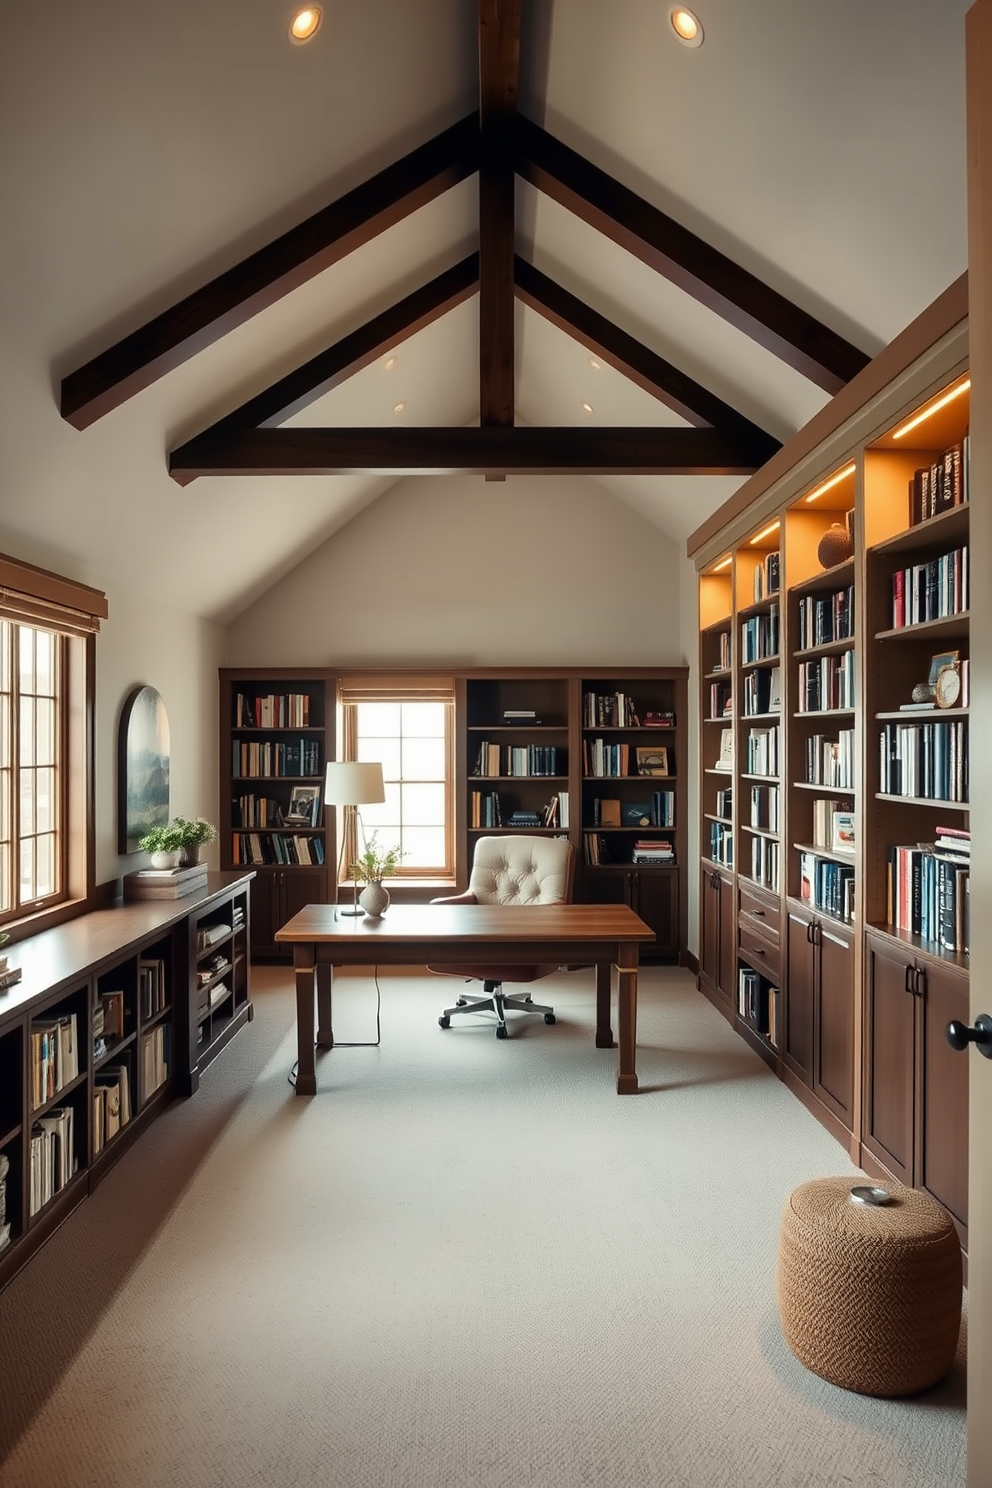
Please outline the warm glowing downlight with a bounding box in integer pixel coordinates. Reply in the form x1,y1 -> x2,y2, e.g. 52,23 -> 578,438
670,7 -> 703,46
290,7 -> 322,43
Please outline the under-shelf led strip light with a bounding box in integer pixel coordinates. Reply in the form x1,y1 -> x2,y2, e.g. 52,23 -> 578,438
804,462 -> 856,503
711,553 -> 732,573
891,379 -> 970,440
749,520 -> 780,545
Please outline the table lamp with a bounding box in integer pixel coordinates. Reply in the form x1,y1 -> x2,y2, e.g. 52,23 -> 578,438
323,761 -> 386,916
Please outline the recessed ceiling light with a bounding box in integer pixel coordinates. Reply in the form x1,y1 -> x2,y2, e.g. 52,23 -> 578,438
289,6 -> 322,44
580,401 -> 594,415
588,357 -> 601,371
669,6 -> 703,46
383,355 -> 398,371
392,401 -> 406,416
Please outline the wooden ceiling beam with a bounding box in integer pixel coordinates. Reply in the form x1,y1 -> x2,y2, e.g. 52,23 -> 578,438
187,255 -> 480,434
514,255 -> 780,461
515,115 -> 869,394
168,425 -> 770,484
60,115 -> 481,430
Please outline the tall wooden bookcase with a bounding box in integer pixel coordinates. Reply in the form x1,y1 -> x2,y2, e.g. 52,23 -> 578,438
219,668 -> 335,961
690,277 -> 971,1242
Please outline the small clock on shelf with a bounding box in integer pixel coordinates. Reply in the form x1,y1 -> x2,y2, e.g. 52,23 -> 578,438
934,665 -> 961,709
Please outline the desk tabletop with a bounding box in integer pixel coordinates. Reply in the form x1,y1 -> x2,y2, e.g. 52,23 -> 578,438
275,901 -> 654,945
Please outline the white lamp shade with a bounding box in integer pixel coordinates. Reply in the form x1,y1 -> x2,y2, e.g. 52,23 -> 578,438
323,760 -> 385,807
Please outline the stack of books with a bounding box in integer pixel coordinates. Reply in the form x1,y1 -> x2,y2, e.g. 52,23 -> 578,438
124,863 -> 209,900
631,839 -> 675,864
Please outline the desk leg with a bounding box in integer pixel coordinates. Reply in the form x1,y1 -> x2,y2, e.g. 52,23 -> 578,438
316,962 -> 334,1050
595,961 -> 614,1048
616,945 -> 639,1094
294,946 -> 317,1096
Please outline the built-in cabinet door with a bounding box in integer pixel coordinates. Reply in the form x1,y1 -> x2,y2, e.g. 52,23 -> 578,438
699,867 -> 720,992
784,910 -> 815,1086
634,869 -> 678,957
251,866 -> 328,960
699,867 -> 734,1012
919,957 -> 969,1231
815,922 -> 854,1125
862,933 -> 915,1187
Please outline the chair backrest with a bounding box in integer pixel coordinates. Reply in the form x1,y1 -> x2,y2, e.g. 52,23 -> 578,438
466,835 -> 575,907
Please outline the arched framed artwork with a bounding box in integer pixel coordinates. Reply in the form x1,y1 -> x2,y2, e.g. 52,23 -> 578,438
118,685 -> 170,852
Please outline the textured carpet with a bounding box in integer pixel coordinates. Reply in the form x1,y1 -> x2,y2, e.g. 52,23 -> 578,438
0,966 -> 967,1487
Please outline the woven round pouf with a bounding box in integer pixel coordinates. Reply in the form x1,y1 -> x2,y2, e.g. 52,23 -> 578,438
777,1177 -> 962,1397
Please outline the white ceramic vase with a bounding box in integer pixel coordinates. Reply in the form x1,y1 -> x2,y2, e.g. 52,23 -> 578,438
359,881 -> 390,918
149,850 -> 179,870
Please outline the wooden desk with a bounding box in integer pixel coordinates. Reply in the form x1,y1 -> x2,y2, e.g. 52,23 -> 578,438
275,902 -> 655,1096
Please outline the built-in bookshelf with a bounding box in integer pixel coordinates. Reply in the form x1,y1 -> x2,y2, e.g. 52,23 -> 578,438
690,279 -> 970,1241
220,668 -> 334,960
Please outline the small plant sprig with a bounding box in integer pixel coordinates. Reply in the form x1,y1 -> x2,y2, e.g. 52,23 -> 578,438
171,815 -> 217,848
350,832 -> 403,884
137,823 -> 185,854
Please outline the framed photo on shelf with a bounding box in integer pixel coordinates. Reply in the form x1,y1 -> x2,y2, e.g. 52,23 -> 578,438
830,810 -> 855,855
636,745 -> 669,776
927,650 -> 960,687
284,784 -> 320,826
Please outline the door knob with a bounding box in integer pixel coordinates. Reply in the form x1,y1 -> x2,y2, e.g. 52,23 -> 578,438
946,1014 -> 992,1059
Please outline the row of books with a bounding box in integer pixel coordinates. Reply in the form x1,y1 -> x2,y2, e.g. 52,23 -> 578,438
231,739 -> 322,778
796,586 -> 854,650
798,649 -> 855,713
582,833 -> 674,865
29,1105 -> 76,1217
707,680 -> 732,719
738,966 -> 780,1043
752,550 -> 781,602
804,730 -> 855,789
709,822 -> 733,867
799,851 -> 855,923
749,783 -> 780,832
0,1153 -> 9,1256
234,691 -> 313,728
740,603 -> 779,663
591,791 -> 675,828
741,665 -> 781,717
141,1024 -> 170,1099
811,801 -> 855,854
713,632 -> 731,671
582,691 -> 644,727
715,786 -> 732,820
93,1064 -> 131,1155
472,742 -> 562,777
30,1012 -> 79,1112
748,835 -> 780,892
891,544 -> 968,629
745,725 -> 779,778
231,832 -> 326,865
878,719 -> 968,803
138,957 -> 167,1021
232,790 -> 322,828
908,438 -> 968,526
886,839 -> 970,951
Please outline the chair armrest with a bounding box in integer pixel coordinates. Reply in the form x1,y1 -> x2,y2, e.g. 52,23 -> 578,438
430,891 -> 478,906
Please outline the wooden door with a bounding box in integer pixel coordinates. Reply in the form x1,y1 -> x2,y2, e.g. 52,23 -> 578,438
919,956 -> 970,1234
632,868 -> 678,958
718,873 -> 736,1003
814,921 -> 854,1127
784,909 -> 814,1086
249,870 -> 278,960
698,867 -> 722,995
861,932 -> 915,1186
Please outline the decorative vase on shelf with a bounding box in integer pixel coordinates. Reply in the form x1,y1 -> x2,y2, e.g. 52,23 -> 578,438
817,521 -> 854,569
359,881 -> 390,918
149,850 -> 179,870
178,844 -> 200,868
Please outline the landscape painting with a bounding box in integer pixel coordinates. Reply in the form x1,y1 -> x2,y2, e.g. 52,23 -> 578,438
119,684 -> 170,852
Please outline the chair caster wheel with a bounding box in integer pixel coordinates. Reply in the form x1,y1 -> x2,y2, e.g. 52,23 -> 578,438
496,1026 -> 509,1040
544,1013 -> 556,1024
439,1015 -> 450,1029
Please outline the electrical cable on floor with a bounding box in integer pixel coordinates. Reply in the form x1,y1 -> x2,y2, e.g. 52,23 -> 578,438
288,967 -> 382,1086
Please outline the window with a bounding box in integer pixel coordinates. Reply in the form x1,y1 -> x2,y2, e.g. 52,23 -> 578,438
0,553 -> 105,934
339,679 -> 455,879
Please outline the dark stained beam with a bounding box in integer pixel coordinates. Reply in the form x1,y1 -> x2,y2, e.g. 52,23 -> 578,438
478,0 -> 521,482
169,425 -> 770,484
515,115 -> 869,394
189,255 -> 480,433
60,115 -> 481,430
514,256 -> 780,463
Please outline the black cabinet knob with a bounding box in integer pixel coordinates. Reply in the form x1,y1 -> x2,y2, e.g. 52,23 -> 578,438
946,1014 -> 992,1059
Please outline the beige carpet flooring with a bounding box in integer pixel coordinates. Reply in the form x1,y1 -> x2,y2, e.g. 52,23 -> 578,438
0,965 -> 967,1487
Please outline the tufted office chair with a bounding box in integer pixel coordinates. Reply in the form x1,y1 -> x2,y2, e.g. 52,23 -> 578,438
429,834 -> 575,1039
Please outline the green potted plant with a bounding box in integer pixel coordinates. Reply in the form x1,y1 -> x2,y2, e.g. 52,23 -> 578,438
171,815 -> 217,866
350,833 -> 402,918
137,822 -> 185,868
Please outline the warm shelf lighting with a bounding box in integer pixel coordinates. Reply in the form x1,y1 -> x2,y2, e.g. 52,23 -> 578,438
670,6 -> 704,46
749,519 -> 781,545
392,402 -> 406,415
803,462 -> 857,504
581,401 -> 594,415
711,553 -> 732,573
891,379 -> 971,440
588,357 -> 601,371
289,6 -> 322,43
383,355 -> 398,371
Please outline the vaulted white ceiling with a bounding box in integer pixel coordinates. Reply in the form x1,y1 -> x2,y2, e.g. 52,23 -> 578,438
0,0 -> 972,621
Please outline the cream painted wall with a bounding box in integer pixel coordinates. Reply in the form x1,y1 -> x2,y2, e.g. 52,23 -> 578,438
225,474 -> 686,668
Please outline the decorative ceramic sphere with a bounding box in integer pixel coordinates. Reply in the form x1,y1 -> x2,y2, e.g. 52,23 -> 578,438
817,521 -> 854,568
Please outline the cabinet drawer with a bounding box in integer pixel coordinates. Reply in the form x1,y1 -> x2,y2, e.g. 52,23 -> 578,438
738,921 -> 781,980
738,883 -> 780,945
